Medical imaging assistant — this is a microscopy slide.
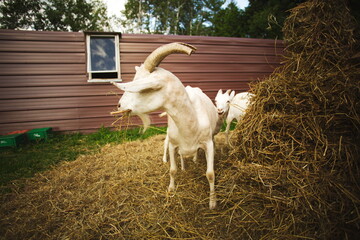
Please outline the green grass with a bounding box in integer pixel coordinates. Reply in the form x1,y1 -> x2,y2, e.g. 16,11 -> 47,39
221,120 -> 237,132
0,126 -> 166,190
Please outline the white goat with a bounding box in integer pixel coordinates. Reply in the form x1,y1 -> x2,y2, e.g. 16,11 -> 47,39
215,89 -> 254,143
161,86 -> 222,171
112,43 -> 219,209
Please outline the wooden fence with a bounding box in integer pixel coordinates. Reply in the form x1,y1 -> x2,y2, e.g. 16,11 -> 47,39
0,29 -> 284,134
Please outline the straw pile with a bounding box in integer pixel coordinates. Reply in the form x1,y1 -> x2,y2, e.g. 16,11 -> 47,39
224,0 -> 360,238
0,134 -> 233,240
1,0 -> 359,239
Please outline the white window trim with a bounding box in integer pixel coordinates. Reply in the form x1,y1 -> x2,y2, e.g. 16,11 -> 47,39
86,34 -> 122,83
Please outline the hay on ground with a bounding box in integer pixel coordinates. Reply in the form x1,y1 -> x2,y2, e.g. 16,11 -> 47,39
0,134 -> 236,240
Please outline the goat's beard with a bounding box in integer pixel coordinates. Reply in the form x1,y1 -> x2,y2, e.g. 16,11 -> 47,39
138,114 -> 151,133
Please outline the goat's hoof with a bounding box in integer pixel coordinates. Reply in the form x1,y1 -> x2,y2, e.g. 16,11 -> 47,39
209,200 -> 217,210
168,185 -> 175,192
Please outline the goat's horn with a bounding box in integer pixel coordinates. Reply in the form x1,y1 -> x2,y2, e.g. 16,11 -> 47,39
143,42 -> 197,73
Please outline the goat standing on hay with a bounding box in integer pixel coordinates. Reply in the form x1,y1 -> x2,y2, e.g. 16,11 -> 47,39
161,85 -> 223,171
215,89 -> 254,143
111,42 -> 219,209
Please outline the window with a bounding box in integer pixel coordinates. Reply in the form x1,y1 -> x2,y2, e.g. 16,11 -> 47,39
86,33 -> 122,82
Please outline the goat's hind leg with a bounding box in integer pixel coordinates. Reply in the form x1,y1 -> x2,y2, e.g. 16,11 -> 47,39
180,154 -> 185,171
192,149 -> 198,163
168,142 -> 177,192
205,141 -> 216,209
163,134 -> 169,163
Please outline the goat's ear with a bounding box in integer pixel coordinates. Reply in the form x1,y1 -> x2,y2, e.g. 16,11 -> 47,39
230,90 -> 235,99
112,79 -> 163,93
135,66 -> 140,71
217,89 -> 223,96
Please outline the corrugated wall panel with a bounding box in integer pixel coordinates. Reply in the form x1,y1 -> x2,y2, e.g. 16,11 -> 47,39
0,52 -> 85,64
120,63 -> 277,74
0,29 -> 283,134
0,40 -> 85,52
0,63 -> 85,75
0,29 -> 84,41
0,96 -> 117,111
121,72 -> 269,84
0,75 -> 88,87
119,42 -> 283,55
0,86 -> 115,99
121,53 -> 282,64
120,33 -> 284,47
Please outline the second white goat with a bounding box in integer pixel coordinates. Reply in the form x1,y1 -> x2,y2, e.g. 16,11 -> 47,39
215,89 -> 254,143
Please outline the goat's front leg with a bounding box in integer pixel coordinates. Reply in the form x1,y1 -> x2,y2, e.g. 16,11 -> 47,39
168,142 -> 177,192
225,119 -> 231,144
225,121 -> 231,144
205,141 -> 216,209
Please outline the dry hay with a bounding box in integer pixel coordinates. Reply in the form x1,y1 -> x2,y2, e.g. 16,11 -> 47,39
1,0 -> 360,239
0,133 -> 237,240
227,0 -> 360,239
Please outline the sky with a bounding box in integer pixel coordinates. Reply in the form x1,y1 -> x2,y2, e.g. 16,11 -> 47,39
105,0 -> 250,19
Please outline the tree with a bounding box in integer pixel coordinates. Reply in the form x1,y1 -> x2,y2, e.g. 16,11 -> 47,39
0,0 -> 43,30
121,0 -> 304,39
122,0 -> 208,35
0,0 -> 111,31
210,2 -> 246,37
121,0 -> 149,33
238,0 -> 360,39
244,0 -> 307,39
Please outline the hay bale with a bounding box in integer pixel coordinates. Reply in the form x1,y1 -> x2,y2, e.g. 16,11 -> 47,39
225,0 -> 360,238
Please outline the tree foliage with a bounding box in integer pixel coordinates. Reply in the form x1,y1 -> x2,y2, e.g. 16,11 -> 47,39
1,0 -> 359,39
122,0 -> 360,39
0,0 -> 111,31
210,2 -> 245,37
243,0 -> 306,39
122,0 -> 207,35
122,0 -> 309,38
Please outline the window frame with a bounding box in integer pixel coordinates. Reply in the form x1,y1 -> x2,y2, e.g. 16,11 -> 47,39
85,32 -> 122,83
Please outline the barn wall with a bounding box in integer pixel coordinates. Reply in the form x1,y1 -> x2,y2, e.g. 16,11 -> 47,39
0,29 -> 284,134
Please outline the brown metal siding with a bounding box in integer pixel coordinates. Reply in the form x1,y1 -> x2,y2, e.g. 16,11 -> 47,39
0,29 -> 283,134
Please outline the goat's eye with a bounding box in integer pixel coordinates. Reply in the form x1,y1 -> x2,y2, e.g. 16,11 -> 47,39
227,101 -> 230,103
